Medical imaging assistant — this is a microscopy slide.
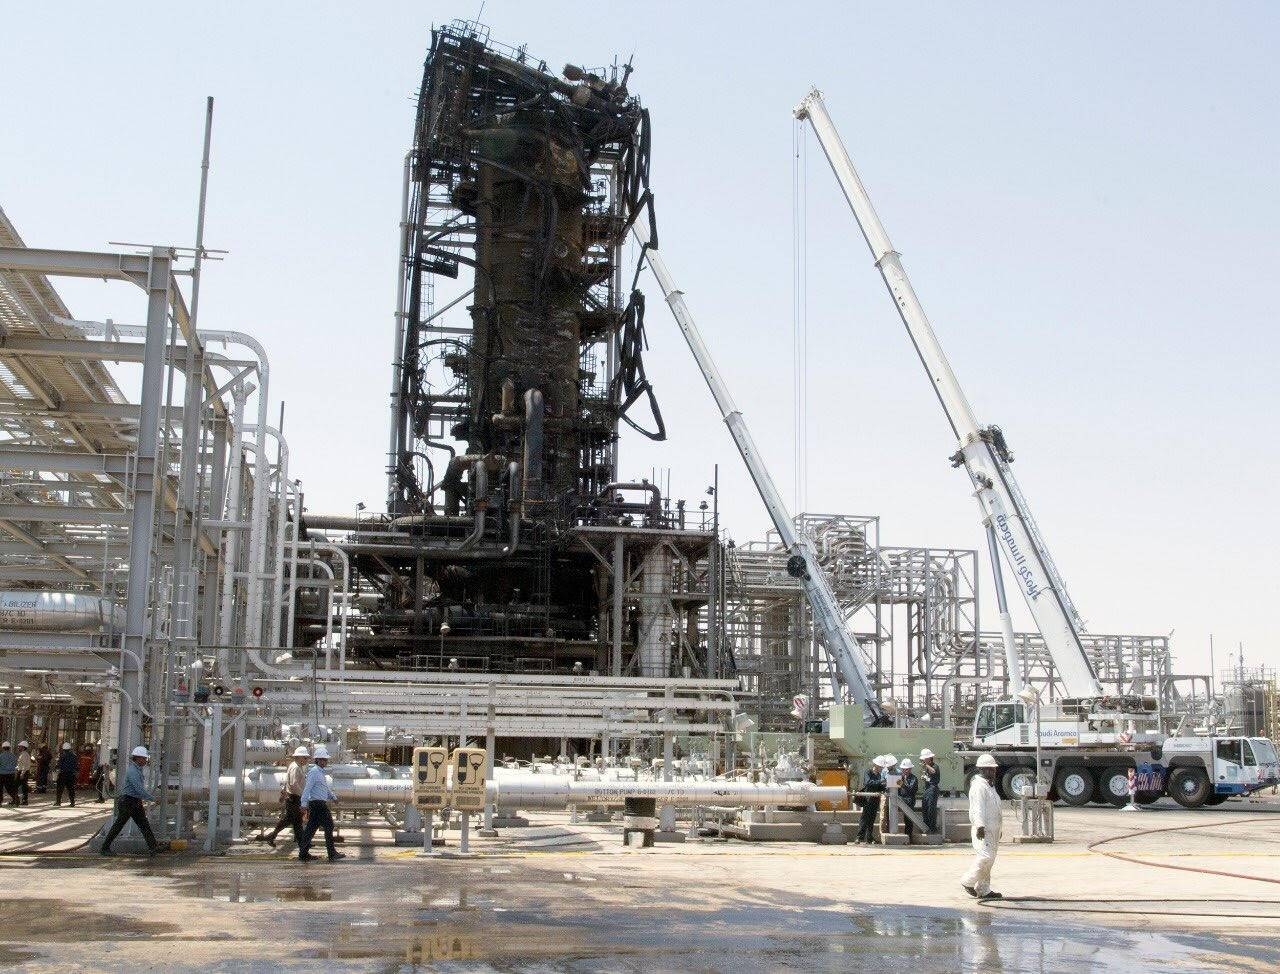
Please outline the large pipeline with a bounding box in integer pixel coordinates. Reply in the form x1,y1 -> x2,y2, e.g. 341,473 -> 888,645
0,592 -> 124,632
180,768 -> 844,810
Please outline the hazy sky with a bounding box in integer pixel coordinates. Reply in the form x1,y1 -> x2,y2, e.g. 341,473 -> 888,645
3,3 -> 1277,678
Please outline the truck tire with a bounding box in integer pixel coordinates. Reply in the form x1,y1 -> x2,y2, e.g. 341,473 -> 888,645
1001,765 -> 1037,800
1055,766 -> 1094,806
1169,767 -> 1211,808
1098,767 -> 1131,807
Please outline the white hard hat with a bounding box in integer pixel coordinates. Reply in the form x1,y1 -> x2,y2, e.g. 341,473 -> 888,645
919,748 -> 935,760
17,741 -> 28,748
312,745 -> 330,759
872,755 -> 887,768
883,754 -> 898,766
61,742 -> 72,750
976,753 -> 999,769
0,742 -> 9,749
900,758 -> 913,770
131,746 -> 150,759
292,746 -> 311,757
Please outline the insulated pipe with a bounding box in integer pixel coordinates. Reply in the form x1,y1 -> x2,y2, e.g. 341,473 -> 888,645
505,460 -> 521,554
387,151 -> 412,510
597,481 -> 662,518
182,770 -> 845,810
522,389 -> 544,502
217,385 -> 251,668
260,425 -> 290,649
456,461 -> 487,551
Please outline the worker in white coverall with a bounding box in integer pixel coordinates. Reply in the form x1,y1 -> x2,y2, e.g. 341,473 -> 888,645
961,753 -> 1003,901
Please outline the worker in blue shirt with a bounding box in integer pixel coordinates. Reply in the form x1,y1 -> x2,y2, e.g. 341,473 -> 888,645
55,741 -> 79,806
297,745 -> 346,862
0,742 -> 18,806
856,755 -> 887,844
101,746 -> 159,855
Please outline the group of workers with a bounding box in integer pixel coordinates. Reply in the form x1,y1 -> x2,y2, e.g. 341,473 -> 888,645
254,744 -> 346,862
851,748 -> 1004,901
854,748 -> 941,843
0,740 -> 90,807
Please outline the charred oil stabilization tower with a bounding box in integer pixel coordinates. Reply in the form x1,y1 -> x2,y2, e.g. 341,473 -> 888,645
300,23 -> 725,677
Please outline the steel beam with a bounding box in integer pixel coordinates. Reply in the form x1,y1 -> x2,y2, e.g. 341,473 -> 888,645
117,249 -> 171,789
0,446 -> 130,475
0,504 -> 131,526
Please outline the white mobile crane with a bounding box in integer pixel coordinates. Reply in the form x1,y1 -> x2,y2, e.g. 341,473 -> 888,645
790,89 -> 1250,805
636,236 -> 890,725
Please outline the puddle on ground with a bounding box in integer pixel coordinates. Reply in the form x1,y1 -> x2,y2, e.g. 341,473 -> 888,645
158,864 -> 1280,973
8,862 -> 1280,973
291,902 -> 1280,973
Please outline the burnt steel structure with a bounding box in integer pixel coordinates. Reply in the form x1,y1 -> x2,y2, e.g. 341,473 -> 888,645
301,22 -> 722,676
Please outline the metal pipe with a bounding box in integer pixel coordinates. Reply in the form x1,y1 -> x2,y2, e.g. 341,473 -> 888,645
456,461 -> 487,551
522,388 -> 544,502
182,770 -> 845,810
387,151 -> 412,509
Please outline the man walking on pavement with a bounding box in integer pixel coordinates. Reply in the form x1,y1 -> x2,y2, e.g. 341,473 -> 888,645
54,742 -> 78,806
101,746 -> 159,856
297,745 -> 345,862
260,746 -> 309,847
0,742 -> 18,806
961,753 -> 1004,901
15,742 -> 31,805
919,748 -> 941,834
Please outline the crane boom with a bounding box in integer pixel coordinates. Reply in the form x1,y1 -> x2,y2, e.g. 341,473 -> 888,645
795,88 -> 1104,701
638,238 -> 886,722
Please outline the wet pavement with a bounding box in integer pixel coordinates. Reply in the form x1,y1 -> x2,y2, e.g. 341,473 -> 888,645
3,856 -> 1278,972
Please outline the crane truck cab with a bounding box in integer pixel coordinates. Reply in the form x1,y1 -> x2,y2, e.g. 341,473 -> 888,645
1162,735 -> 1279,806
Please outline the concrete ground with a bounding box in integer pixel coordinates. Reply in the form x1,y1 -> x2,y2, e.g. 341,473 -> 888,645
0,792 -> 1277,972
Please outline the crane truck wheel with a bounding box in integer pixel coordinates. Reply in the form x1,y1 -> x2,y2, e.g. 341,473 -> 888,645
1000,765 -> 1037,800
1054,766 -> 1094,806
1098,767 -> 1131,807
1168,767 -> 1211,808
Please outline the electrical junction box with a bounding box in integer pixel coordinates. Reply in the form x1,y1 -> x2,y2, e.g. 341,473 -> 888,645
450,747 -> 488,812
411,746 -> 448,810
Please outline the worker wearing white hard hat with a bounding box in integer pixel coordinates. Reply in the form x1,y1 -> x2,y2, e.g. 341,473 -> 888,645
856,754 -> 887,844
15,741 -> 31,806
919,749 -> 941,834
961,753 -> 1003,900
298,745 -> 345,862
260,745 -> 311,848
101,744 -> 159,856
898,759 -> 920,840
54,741 -> 79,807
0,741 -> 17,807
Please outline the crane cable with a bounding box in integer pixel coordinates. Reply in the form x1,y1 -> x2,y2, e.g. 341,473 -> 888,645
791,119 -> 808,516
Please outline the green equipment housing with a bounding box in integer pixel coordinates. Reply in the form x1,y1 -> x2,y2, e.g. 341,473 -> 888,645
828,705 -> 965,791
